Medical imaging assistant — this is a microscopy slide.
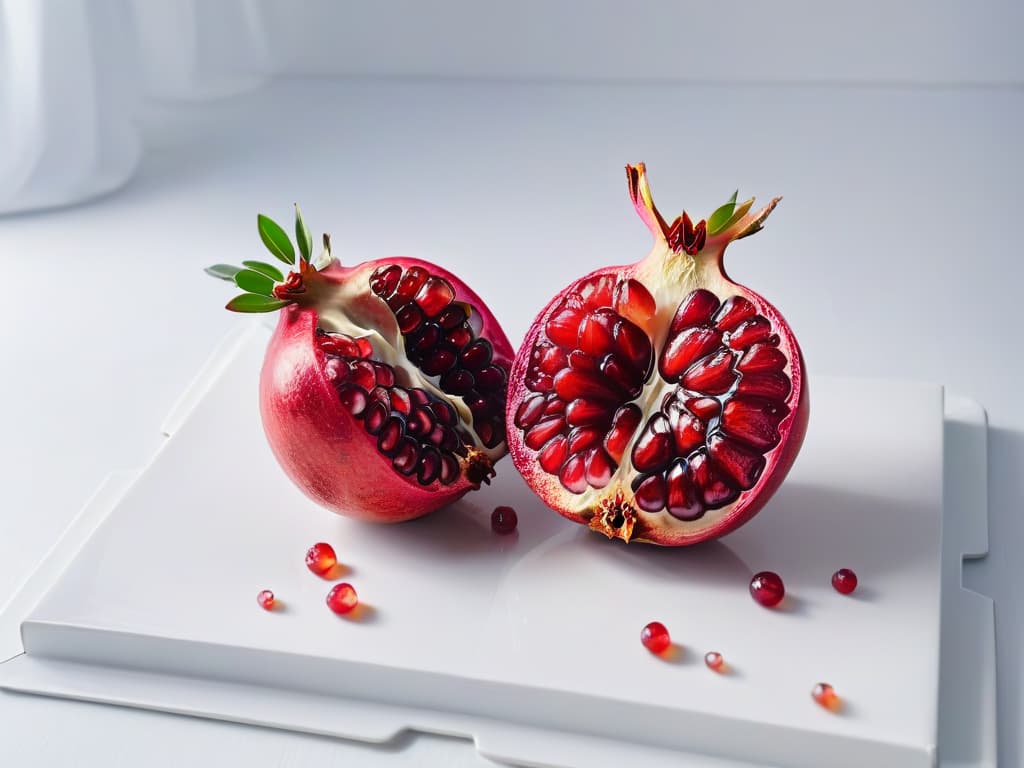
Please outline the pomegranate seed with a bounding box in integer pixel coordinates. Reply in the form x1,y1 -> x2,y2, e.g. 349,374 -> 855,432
631,414 -> 674,473
538,434 -> 569,473
613,278 -> 656,323
727,316 -> 773,350
257,590 -> 276,610
491,505 -> 518,534
565,398 -> 609,428
689,451 -> 739,509
306,542 -> 338,576
707,434 -> 766,491
670,289 -> 720,333
578,311 -> 617,357
612,318 -> 653,376
721,397 -> 788,451
665,460 -> 702,520
685,396 -> 720,420
338,385 -> 368,417
634,473 -> 667,512
831,568 -> 858,594
525,416 -> 565,451
640,621 -> 671,654
735,370 -> 792,401
660,326 -> 721,381
577,274 -> 616,309
396,303 -> 425,336
415,276 -> 455,317
583,447 -> 614,489
713,295 -> 756,332
370,264 -> 402,296
737,342 -> 787,373
670,411 -> 706,454
355,337 -> 374,358
749,571 -> 785,607
546,307 -> 585,349
567,426 -> 603,454
326,583 -> 359,615
604,404 -> 642,463
681,349 -> 737,395
812,682 -> 840,711
395,266 -> 428,300
704,651 -> 724,671
559,453 -> 588,493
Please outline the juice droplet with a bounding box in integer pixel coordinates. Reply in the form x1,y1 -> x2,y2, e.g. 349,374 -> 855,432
257,590 -> 275,610
491,506 -> 518,534
640,621 -> 671,654
326,583 -> 359,615
812,682 -> 840,711
749,571 -> 785,607
831,568 -> 858,594
704,651 -> 724,671
306,542 -> 338,576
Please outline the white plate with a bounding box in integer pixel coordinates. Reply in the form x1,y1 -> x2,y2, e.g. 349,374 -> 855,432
0,322 -> 995,767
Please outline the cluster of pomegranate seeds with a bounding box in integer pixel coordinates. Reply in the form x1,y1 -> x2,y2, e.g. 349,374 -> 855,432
516,276 -> 792,524
490,505 -> 518,534
305,542 -> 338,576
318,329 -> 466,486
257,590 -> 276,610
831,568 -> 858,594
369,264 -> 507,449
749,570 -> 785,607
326,583 -> 359,615
640,621 -> 672,654
516,275 -> 655,494
630,289 -> 792,519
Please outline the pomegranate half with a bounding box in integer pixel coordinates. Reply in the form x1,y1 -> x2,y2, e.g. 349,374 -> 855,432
207,207 -> 514,522
506,164 -> 808,545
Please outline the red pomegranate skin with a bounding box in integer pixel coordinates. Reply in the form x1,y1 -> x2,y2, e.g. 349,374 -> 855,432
261,258 -> 514,523
505,164 -> 808,545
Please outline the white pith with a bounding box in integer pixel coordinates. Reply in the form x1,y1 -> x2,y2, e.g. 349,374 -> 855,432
301,269 -> 503,462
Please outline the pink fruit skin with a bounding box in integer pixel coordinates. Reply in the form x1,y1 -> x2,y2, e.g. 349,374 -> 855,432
261,258 -> 514,523
505,165 -> 808,546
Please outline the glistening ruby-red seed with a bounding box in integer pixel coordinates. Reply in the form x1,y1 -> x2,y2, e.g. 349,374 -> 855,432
257,590 -> 275,610
831,568 -> 858,594
641,621 -> 671,654
491,506 -> 518,534
326,583 -> 359,615
704,651 -> 724,671
306,542 -> 337,576
749,571 -> 785,607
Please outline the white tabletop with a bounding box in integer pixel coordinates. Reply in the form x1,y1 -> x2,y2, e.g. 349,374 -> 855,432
0,77 -> 1020,766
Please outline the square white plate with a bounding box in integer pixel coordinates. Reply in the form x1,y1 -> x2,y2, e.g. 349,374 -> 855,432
0,323 -> 994,767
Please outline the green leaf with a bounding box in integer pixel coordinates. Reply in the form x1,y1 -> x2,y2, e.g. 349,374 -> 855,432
707,190 -> 738,235
294,204 -> 313,263
723,198 -> 755,231
242,260 -> 285,282
234,268 -> 276,297
257,214 -> 295,265
225,293 -> 290,313
204,264 -> 242,281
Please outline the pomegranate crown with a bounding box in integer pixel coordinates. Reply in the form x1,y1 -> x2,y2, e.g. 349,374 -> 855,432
626,163 -> 780,256
205,205 -> 332,312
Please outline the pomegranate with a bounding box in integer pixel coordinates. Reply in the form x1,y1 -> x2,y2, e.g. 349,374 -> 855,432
506,164 -> 807,545
206,207 -> 514,522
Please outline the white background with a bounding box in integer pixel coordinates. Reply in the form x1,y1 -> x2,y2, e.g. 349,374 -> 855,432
0,3 -> 1021,766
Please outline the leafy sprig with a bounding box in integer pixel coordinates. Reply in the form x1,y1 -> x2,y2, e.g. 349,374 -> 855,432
205,205 -> 327,313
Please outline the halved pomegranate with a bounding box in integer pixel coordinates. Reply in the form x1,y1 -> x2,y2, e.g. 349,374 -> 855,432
207,207 -> 513,522
506,164 -> 808,545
